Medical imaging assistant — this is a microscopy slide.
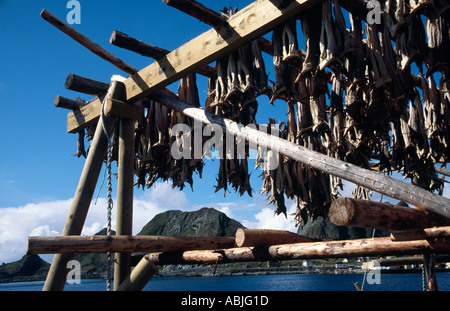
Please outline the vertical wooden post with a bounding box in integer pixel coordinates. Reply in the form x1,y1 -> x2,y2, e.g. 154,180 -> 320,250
43,81 -> 124,291
424,254 -> 439,291
113,116 -> 135,290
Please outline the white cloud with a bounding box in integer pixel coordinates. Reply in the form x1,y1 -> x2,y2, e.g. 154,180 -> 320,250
242,200 -> 298,233
0,181 -> 190,264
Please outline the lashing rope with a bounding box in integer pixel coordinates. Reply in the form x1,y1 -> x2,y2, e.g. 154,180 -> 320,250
99,76 -> 124,291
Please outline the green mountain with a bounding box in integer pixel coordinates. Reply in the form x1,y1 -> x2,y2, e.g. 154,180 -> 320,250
0,254 -> 50,283
138,207 -> 244,237
297,214 -> 391,240
0,207 -> 244,283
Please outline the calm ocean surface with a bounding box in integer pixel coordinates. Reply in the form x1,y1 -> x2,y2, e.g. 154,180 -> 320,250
1,273 -> 449,291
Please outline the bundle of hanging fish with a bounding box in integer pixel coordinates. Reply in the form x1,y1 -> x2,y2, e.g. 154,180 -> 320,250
256,0 -> 450,224
205,7 -> 271,198
133,72 -> 204,191
73,0 -> 450,225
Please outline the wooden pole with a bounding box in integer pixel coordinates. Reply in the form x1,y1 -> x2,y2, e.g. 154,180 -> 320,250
145,236 -> 450,265
149,91 -> 450,219
162,0 -> 273,55
104,98 -> 143,120
435,166 -> 450,177
378,255 -> 450,266
117,256 -> 158,291
235,228 -> 314,247
65,73 -> 110,95
328,198 -> 450,230
109,30 -> 216,78
163,0 -> 224,26
43,80 -> 125,291
426,254 -> 438,291
65,0 -> 321,133
114,114 -> 136,290
40,9 -> 138,75
54,95 -> 86,110
27,235 -> 236,254
390,226 -> 450,241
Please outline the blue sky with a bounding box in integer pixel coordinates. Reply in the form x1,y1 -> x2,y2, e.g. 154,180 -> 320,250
0,0 -> 302,263
1,1 -> 448,264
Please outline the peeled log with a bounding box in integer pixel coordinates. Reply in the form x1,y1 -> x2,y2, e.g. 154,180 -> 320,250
27,235 -> 236,254
390,226 -> 450,241
145,236 -> 450,265
328,198 -> 450,230
235,228 -> 314,247
117,256 -> 158,291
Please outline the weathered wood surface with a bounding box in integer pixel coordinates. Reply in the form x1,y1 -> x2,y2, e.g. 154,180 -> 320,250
110,30 -> 216,78
54,95 -> 86,110
235,228 -> 314,247
43,81 -> 125,291
27,235 -> 237,254
114,115 -> 136,290
66,0 -> 321,133
390,226 -> 450,241
123,0 -> 309,102
378,255 -> 450,266
163,0 -> 273,55
145,236 -> 450,265
435,166 -> 450,177
40,9 -> 138,75
67,97 -> 102,133
65,73 -> 110,95
149,92 -> 450,219
117,256 -> 158,291
104,98 -> 143,119
329,198 -> 450,230
163,0 -> 225,26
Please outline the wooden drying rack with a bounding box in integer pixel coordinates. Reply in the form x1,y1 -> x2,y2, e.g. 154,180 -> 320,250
34,0 -> 450,291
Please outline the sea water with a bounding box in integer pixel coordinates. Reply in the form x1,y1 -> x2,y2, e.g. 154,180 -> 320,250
1,273 -> 449,291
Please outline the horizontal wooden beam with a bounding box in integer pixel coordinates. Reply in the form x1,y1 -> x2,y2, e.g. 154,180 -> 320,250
104,98 -> 143,119
378,255 -> 450,266
54,95 -> 86,110
390,226 -> 450,242
145,236 -> 450,265
329,198 -> 450,231
109,30 -> 216,78
27,235 -> 236,254
65,0 -> 321,133
67,97 -> 102,133
163,0 -> 273,55
65,73 -> 110,95
435,166 -> 450,177
235,228 -> 314,247
122,0 -> 319,103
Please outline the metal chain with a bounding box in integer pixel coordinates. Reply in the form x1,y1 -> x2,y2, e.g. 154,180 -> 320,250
105,138 -> 113,292
100,85 -> 115,292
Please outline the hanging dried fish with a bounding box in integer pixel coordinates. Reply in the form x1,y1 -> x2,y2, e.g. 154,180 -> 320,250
319,0 -> 340,71
298,4 -> 322,80
425,14 -> 450,77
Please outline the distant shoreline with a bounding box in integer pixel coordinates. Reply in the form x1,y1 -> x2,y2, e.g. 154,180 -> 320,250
2,266 -> 449,285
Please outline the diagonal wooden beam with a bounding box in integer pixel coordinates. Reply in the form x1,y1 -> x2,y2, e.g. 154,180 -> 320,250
123,0 -> 318,102
66,0 -> 322,133
148,91 -> 450,219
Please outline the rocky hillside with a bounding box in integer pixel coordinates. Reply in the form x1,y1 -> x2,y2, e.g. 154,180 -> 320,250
138,207 -> 244,237
0,254 -> 50,283
297,214 -> 391,240
0,207 -> 244,282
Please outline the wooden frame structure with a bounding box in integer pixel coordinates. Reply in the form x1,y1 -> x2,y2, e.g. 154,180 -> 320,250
35,0 -> 450,291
